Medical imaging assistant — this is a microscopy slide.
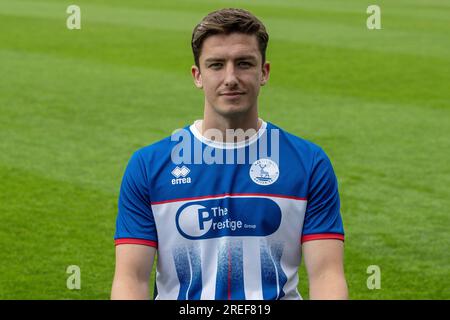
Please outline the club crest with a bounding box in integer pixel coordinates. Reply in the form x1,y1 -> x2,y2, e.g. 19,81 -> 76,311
249,159 -> 279,186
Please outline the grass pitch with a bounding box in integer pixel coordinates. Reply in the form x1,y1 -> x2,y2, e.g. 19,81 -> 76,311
0,0 -> 449,299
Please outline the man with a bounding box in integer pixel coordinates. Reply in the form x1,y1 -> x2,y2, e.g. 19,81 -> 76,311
111,8 -> 347,300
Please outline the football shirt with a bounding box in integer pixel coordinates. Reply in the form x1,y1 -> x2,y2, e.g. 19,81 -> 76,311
114,120 -> 344,300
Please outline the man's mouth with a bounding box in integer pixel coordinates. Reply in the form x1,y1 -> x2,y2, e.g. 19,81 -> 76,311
220,91 -> 245,97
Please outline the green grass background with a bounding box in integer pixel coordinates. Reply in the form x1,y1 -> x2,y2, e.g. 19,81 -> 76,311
0,0 -> 449,299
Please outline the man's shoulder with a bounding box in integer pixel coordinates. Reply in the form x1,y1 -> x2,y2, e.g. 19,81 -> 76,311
268,122 -> 325,156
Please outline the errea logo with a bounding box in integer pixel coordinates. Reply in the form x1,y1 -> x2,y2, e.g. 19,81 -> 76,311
171,166 -> 191,185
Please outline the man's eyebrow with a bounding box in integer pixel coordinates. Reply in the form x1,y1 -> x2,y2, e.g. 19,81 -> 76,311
204,55 -> 258,64
204,58 -> 225,64
235,55 -> 258,61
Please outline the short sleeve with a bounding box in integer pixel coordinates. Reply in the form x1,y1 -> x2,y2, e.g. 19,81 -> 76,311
301,148 -> 344,243
114,151 -> 158,248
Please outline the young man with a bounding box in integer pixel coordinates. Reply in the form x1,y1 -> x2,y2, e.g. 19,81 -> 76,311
111,8 -> 347,300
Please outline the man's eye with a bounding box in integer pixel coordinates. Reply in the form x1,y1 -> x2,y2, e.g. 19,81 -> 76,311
209,63 -> 223,69
238,61 -> 252,68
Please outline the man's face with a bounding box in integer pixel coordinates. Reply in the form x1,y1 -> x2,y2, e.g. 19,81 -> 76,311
192,33 -> 270,118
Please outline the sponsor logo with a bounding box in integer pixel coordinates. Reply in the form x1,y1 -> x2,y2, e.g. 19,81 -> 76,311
171,165 -> 191,185
175,198 -> 281,240
249,159 -> 279,186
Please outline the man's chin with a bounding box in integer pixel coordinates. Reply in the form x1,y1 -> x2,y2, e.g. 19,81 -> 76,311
214,104 -> 251,117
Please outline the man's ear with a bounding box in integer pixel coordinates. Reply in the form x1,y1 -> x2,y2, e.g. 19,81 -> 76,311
191,65 -> 203,89
260,61 -> 270,86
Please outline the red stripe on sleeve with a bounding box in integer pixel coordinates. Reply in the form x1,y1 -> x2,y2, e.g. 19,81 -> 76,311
301,233 -> 345,243
114,238 -> 158,248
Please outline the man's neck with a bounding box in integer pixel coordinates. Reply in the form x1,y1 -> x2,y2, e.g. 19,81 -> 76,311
197,113 -> 262,143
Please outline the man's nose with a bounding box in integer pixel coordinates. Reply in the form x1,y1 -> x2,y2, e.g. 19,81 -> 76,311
224,63 -> 238,87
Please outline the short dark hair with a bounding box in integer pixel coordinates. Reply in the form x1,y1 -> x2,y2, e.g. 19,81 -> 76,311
191,8 -> 269,68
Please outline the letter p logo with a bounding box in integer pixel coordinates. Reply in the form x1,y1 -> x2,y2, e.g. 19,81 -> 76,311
198,208 -> 213,230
